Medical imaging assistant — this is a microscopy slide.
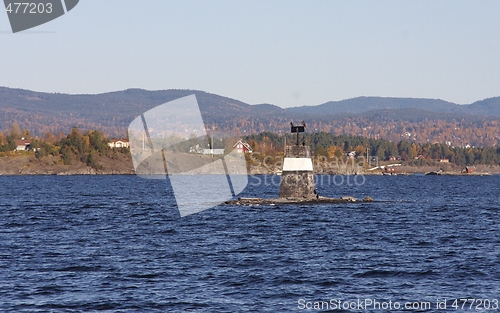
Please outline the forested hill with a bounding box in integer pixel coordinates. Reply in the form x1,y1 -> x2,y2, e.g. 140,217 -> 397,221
1,87 -> 500,147
0,87 -> 286,137
288,96 -> 500,116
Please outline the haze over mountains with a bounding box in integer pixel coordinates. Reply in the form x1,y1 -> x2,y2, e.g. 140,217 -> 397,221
1,87 -> 499,146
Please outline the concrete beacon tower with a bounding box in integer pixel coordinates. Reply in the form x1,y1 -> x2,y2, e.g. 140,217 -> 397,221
279,122 -> 317,199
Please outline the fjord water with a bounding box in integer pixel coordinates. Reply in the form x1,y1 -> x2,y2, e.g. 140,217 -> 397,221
0,175 -> 499,312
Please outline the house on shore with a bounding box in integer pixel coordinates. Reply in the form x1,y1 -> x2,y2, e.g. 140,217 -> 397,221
388,156 -> 402,161
189,144 -> 225,155
15,138 -> 31,151
464,166 -> 476,173
233,140 -> 253,153
108,139 -> 130,149
203,148 -> 225,155
384,166 -> 397,174
346,151 -> 356,159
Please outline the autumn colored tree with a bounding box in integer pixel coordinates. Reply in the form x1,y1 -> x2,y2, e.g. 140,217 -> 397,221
10,123 -> 21,139
43,131 -> 57,144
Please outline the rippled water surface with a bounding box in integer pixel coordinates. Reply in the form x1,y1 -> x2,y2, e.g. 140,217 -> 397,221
0,175 -> 499,312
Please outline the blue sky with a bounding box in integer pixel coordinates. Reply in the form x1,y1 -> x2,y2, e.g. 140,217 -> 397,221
1,0 -> 499,107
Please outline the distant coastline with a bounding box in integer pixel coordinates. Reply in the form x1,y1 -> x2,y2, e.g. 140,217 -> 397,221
1,153 -> 498,176
0,154 -> 135,176
1,87 -> 500,147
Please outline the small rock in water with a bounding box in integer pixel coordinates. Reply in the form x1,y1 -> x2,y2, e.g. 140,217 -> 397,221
363,196 -> 374,202
341,196 -> 357,202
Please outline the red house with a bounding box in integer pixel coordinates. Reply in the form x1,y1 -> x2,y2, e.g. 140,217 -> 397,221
233,140 -> 253,153
464,166 -> 476,173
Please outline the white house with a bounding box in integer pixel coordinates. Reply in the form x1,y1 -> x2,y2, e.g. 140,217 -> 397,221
190,144 -> 225,155
108,139 -> 130,149
346,151 -> 356,159
203,148 -> 225,155
15,139 -> 31,151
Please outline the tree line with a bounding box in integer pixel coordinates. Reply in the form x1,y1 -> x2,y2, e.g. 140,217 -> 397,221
0,124 -> 128,169
2,123 -> 500,168
244,132 -> 500,167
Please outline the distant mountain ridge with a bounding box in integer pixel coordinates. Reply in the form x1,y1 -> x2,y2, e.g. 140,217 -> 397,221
288,96 -> 500,116
0,87 -> 499,146
0,87 -> 284,136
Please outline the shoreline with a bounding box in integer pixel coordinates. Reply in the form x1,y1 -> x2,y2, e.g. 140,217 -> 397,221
1,154 -> 498,176
0,172 -> 497,177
